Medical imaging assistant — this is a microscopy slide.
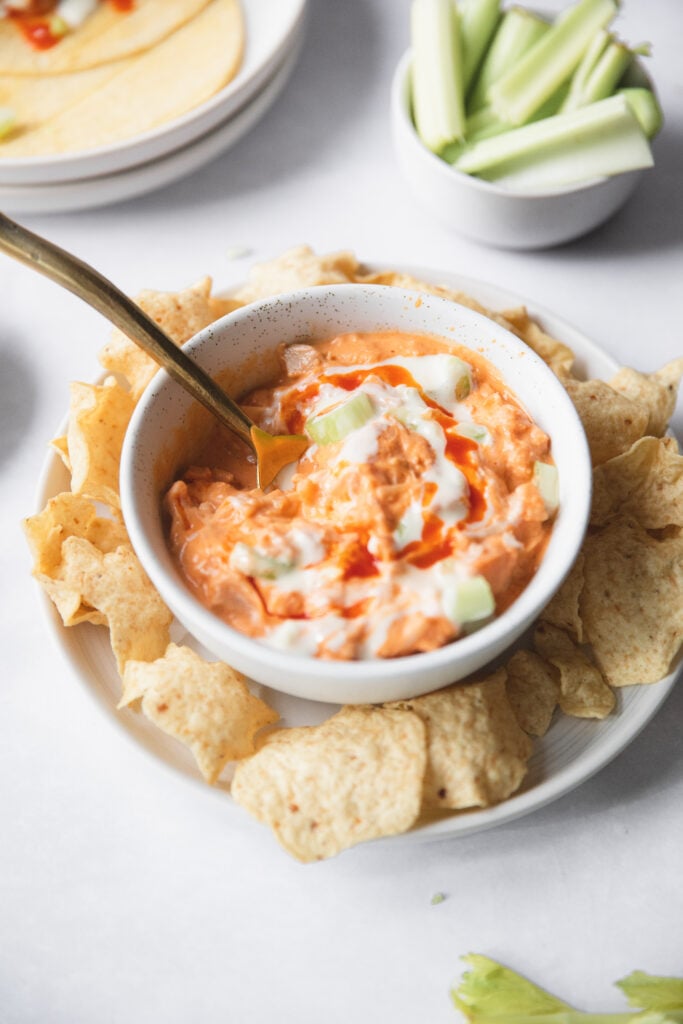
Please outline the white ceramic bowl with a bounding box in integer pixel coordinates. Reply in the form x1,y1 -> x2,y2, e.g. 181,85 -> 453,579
390,50 -> 646,249
120,284 -> 592,705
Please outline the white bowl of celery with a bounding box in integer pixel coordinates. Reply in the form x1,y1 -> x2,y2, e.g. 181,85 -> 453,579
391,0 -> 662,249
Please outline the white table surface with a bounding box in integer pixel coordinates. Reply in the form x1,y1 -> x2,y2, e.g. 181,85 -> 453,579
2,1 -> 682,1020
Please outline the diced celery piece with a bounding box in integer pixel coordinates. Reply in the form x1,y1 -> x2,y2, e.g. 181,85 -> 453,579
48,15 -> 70,37
534,460 -> 559,514
306,391 -> 375,445
0,107 -> 16,140
446,575 -> 496,625
423,354 -> 472,404
459,0 -> 501,92
489,0 -> 618,126
229,542 -> 293,580
468,6 -> 549,113
455,422 -> 489,443
454,93 -> 653,189
411,0 -> 466,151
620,87 -> 663,138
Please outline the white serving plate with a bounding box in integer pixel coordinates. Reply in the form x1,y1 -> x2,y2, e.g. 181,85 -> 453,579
0,0 -> 308,186
0,33 -> 302,215
33,267 -> 680,848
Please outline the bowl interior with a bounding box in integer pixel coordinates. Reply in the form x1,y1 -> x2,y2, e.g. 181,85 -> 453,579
120,284 -> 592,703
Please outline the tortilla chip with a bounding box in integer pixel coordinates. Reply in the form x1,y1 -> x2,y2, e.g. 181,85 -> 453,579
66,376 -> 135,508
500,306 -> 575,378
564,377 -> 649,466
533,622 -> 615,718
389,670 -> 532,810
505,649 -> 560,737
0,0 -> 213,75
231,705 -> 427,861
231,246 -> 362,304
591,436 -> 683,529
540,552 -> 585,642
99,278 -> 217,399
54,536 -> 172,673
120,644 -> 278,784
24,491 -> 127,575
24,494 -> 128,626
1,0 -> 243,157
580,517 -> 683,686
49,434 -> 71,470
609,358 -> 683,438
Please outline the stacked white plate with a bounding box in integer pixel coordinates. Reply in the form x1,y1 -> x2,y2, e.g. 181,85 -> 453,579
0,0 -> 307,214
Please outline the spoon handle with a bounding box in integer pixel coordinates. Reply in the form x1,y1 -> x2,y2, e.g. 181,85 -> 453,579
0,212 -> 254,449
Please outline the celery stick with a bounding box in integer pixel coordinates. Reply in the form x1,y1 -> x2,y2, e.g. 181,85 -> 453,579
489,0 -> 618,126
462,83 -> 569,147
411,0 -> 466,151
560,28 -> 610,111
619,87 -> 663,138
454,94 -> 653,189
563,36 -> 633,112
459,0 -> 501,91
468,6 -> 549,113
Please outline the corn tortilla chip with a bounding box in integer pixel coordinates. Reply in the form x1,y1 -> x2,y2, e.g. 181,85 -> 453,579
55,536 -> 172,674
580,517 -> 683,686
591,436 -> 683,529
232,246 -> 362,304
500,306 -> 575,378
505,649 -> 560,737
564,377 -> 649,466
121,644 -> 278,784
66,376 -> 135,508
1,0 -> 244,157
231,705 -> 427,861
389,670 -> 532,810
533,622 -> 615,718
540,552 -> 585,642
609,358 -> 683,438
24,492 -> 127,576
0,0 -> 213,75
99,278 -> 217,399
24,494 -> 128,626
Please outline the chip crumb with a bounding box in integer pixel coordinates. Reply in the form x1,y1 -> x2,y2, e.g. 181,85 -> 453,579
431,892 -> 447,905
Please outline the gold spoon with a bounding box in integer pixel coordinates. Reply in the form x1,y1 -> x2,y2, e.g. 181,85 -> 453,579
0,213 -> 309,489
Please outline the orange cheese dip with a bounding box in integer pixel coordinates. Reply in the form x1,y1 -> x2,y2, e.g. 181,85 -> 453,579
165,331 -> 556,660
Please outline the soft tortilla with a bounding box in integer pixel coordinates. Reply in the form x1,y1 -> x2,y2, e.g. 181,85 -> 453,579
0,0 -> 244,156
0,0 -> 213,75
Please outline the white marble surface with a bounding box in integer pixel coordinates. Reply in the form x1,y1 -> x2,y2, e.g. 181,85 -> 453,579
1,1 -> 682,1021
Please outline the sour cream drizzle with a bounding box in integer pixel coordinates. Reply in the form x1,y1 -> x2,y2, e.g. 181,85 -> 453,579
166,333 -> 555,661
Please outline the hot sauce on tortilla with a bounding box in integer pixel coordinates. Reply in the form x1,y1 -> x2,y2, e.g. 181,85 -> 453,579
165,331 -> 557,660
3,0 -> 133,49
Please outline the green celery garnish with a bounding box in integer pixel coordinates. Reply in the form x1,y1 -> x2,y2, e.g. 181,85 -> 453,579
0,106 -> 16,140
451,955 -> 683,1023
305,391 -> 375,445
